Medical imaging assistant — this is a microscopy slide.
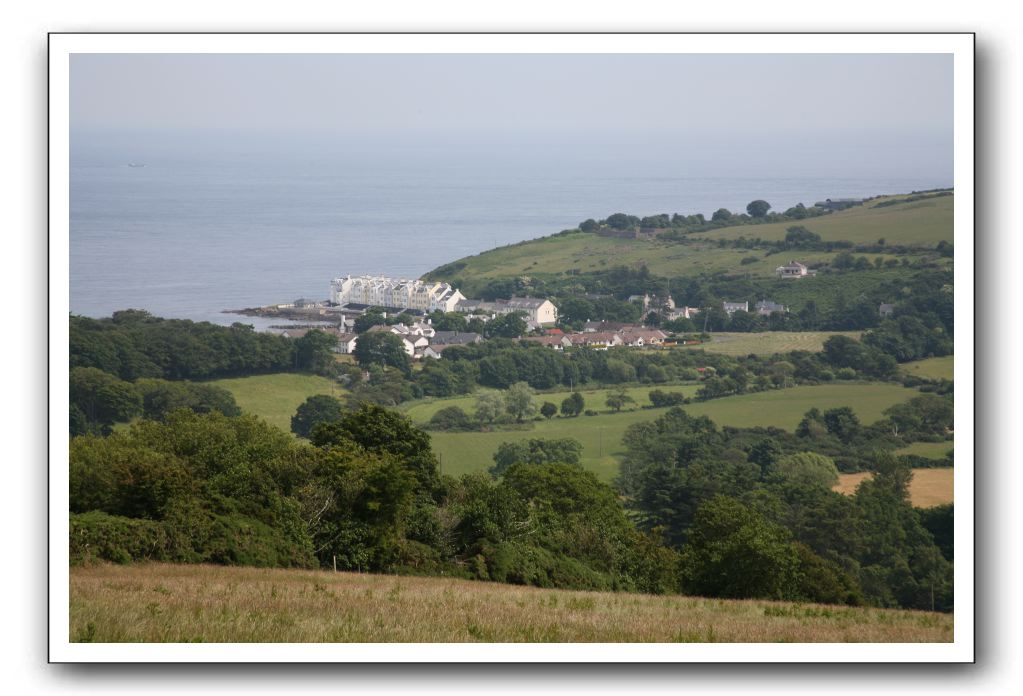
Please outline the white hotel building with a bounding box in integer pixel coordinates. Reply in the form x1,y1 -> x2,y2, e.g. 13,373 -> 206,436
329,275 -> 465,313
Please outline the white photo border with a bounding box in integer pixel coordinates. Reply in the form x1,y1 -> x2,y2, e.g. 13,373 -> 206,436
49,31 -> 975,663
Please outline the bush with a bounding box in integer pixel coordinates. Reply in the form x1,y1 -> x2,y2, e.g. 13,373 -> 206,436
649,389 -> 688,408
427,405 -> 474,431
584,410 -> 599,416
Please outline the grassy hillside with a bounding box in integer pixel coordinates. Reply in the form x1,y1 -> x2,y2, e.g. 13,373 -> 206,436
896,440 -> 955,459
692,193 -> 953,246
675,331 -> 862,356
414,382 -> 921,480
901,356 -> 955,381
208,373 -> 342,432
70,563 -> 952,643
425,192 -> 952,289
834,468 -> 953,508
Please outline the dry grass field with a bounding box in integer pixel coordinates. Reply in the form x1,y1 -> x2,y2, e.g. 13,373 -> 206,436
69,563 -> 952,643
834,467 -> 953,508
677,331 -> 863,356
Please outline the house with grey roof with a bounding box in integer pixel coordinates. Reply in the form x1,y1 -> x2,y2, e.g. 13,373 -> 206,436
722,301 -> 749,314
755,300 -> 788,316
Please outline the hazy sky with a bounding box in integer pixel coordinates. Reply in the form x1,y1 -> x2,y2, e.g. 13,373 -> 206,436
72,53 -> 952,136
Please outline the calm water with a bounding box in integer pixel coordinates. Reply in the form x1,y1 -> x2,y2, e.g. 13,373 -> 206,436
70,136 -> 950,328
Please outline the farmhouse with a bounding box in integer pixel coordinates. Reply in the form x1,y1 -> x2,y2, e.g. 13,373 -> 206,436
722,301 -> 749,315
755,300 -> 788,316
879,303 -> 895,318
564,331 -> 623,349
619,328 -> 669,347
775,260 -> 812,278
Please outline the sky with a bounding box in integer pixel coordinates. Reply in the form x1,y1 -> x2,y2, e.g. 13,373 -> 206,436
70,53 -> 954,177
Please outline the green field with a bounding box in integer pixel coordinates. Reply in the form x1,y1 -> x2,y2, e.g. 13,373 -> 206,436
901,356 -> 955,381
420,382 -> 921,481
426,192 -> 952,287
401,384 -> 695,423
691,194 -> 954,247
677,331 -> 863,356
896,440 -> 955,460
208,373 -> 343,432
70,563 -> 952,643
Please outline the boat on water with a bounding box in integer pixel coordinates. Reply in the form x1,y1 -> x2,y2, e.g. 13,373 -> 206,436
127,162 -> 146,168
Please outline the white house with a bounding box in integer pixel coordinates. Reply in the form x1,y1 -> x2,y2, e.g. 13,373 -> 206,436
335,333 -> 359,354
775,261 -> 811,278
455,296 -> 559,325
723,301 -> 749,314
755,300 -> 788,316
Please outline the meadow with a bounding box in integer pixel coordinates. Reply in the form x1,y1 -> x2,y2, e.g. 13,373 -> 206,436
69,563 -> 953,643
428,193 -> 952,288
834,467 -> 953,508
208,373 -> 342,432
895,440 -> 955,459
676,331 -> 862,356
690,194 -> 954,247
416,382 -> 922,480
901,356 -> 955,382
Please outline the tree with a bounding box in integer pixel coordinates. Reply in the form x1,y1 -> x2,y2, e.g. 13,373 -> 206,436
823,406 -> 861,443
605,213 -> 638,231
310,403 -> 439,492
605,386 -> 636,412
295,330 -> 339,376
711,208 -> 732,222
427,311 -> 467,332
579,218 -> 599,232
784,225 -> 822,245
491,438 -> 583,476
773,452 -> 839,489
69,367 -> 142,433
353,311 -> 387,334
540,401 -> 558,419
746,200 -> 772,218
561,391 -> 585,417
484,312 -> 527,339
679,495 -> 799,600
291,394 -> 346,438
504,381 -> 537,422
474,392 -> 505,425
353,331 -> 412,374
428,405 -> 473,431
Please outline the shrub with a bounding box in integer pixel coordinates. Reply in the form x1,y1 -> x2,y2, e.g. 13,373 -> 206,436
428,405 -> 474,431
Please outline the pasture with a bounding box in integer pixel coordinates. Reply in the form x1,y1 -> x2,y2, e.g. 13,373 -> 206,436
69,563 -> 952,643
420,382 -> 921,480
896,440 -> 955,460
691,194 -> 953,247
678,331 -> 862,356
901,356 -> 954,382
834,467 -> 953,508
208,373 -> 343,432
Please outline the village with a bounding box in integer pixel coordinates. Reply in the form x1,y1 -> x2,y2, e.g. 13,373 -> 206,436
264,273 -> 823,360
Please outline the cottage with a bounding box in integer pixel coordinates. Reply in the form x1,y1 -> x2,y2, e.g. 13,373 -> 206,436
335,333 -> 359,354
722,301 -> 749,314
879,303 -> 895,318
519,335 -> 573,350
755,300 -> 788,316
619,328 -> 669,346
564,331 -> 623,349
775,261 -> 811,278
430,331 -> 484,346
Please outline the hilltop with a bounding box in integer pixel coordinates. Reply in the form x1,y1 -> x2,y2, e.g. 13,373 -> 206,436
423,191 -> 953,304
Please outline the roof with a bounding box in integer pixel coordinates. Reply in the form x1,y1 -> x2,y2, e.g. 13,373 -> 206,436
777,261 -> 808,270
520,336 -> 569,347
431,331 -> 483,345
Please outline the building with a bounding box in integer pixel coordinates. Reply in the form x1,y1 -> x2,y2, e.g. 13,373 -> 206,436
329,275 -> 465,313
755,300 -> 788,316
775,261 -> 811,279
519,335 -> 573,350
335,333 -> 359,354
619,328 -> 669,347
722,301 -> 749,314
564,331 -> 623,349
431,331 -> 484,347
583,320 -> 635,333
879,303 -> 895,318
815,197 -> 864,211
455,296 -> 559,325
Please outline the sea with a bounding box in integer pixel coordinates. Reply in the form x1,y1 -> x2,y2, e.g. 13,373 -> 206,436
70,134 -> 952,331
